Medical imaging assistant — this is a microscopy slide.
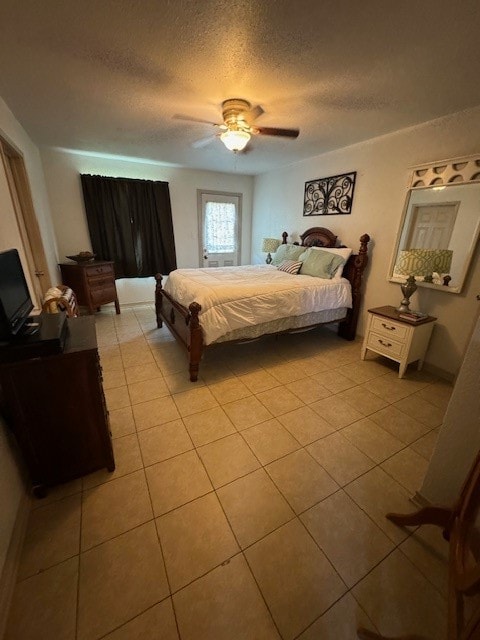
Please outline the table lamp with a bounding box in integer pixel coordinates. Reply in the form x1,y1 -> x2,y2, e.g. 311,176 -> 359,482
394,249 -> 436,312
261,238 -> 281,264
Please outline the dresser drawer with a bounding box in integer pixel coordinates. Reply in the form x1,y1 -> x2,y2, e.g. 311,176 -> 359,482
90,286 -> 117,306
366,331 -> 405,358
85,264 -> 114,278
371,315 -> 408,340
87,275 -> 114,290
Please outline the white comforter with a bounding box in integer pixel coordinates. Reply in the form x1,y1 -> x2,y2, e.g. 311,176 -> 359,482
163,265 -> 352,345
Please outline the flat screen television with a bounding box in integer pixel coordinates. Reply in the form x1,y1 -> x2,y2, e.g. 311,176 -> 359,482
0,248 -> 34,340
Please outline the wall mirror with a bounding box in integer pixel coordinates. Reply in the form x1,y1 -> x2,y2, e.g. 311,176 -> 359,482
390,156 -> 480,294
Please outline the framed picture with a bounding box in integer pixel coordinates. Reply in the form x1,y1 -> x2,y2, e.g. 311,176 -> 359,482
303,171 -> 357,216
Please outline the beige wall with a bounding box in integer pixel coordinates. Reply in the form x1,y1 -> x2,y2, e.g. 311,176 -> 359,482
252,106 -> 480,377
40,148 -> 254,305
420,309 -> 480,505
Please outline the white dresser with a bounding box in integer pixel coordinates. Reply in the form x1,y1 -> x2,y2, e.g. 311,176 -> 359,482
361,306 -> 436,378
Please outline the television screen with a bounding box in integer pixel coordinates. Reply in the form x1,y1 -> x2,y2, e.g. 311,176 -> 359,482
0,248 -> 34,338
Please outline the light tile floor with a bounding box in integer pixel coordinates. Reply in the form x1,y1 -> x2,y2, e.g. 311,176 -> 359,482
5,305 -> 452,640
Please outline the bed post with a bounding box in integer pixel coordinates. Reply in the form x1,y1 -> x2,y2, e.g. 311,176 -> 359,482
282,231 -> 288,244
188,302 -> 203,382
338,234 -> 370,341
155,273 -> 163,328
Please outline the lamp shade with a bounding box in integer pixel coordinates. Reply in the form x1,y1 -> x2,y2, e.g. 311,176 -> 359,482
395,249 -> 436,276
220,129 -> 251,151
261,238 -> 281,253
395,248 -> 454,278
431,249 -> 453,274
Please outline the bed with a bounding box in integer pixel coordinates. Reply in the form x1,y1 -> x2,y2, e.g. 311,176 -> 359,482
154,227 -> 370,381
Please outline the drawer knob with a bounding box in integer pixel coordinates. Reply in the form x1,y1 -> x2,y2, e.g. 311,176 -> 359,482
378,339 -> 392,347
382,323 -> 396,331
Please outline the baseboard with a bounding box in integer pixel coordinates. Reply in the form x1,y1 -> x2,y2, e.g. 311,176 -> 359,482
410,491 -> 431,508
422,361 -> 456,383
118,301 -> 154,308
0,491 -> 31,638
358,336 -> 456,382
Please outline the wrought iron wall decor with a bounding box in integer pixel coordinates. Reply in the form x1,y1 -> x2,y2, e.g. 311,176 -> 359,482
303,171 -> 357,216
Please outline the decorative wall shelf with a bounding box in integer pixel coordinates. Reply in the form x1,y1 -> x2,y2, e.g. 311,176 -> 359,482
410,155 -> 480,188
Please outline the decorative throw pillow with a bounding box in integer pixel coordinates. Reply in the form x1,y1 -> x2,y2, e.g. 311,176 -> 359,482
277,259 -> 303,275
271,243 -> 306,266
311,247 -> 353,278
298,248 -> 345,279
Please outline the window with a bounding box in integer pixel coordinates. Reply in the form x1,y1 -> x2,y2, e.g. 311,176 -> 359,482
81,174 -> 177,277
204,201 -> 236,253
198,191 -> 242,267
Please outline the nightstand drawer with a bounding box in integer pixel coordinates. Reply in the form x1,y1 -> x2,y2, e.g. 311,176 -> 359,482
87,275 -> 113,289
90,286 -> 117,306
371,315 -> 408,340
85,264 -> 114,278
366,332 -> 405,357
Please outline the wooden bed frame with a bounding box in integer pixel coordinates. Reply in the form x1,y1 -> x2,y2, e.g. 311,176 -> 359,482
155,227 -> 370,381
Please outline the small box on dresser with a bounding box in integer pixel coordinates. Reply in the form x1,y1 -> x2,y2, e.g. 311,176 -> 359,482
361,305 -> 436,378
59,261 -> 120,315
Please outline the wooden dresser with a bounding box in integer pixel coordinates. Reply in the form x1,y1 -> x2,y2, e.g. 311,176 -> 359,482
0,316 -> 115,497
59,260 -> 120,314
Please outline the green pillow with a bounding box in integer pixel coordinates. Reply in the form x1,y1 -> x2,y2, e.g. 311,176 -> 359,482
299,248 -> 345,278
271,243 -> 306,266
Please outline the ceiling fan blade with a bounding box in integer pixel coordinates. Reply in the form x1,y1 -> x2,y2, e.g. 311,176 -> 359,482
192,134 -> 218,148
173,114 -> 223,127
254,126 -> 300,138
243,104 -> 265,123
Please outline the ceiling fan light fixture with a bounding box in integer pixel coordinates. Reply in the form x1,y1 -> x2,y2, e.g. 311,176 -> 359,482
220,129 -> 251,152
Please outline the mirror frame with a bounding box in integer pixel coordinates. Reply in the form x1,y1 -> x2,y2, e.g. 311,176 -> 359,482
389,154 -> 480,294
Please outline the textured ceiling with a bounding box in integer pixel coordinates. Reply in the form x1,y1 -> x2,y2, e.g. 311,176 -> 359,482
1,0 -> 480,175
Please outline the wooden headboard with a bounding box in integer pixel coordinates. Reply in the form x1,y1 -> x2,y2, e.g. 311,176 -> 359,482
281,226 -> 338,248
281,226 -> 371,340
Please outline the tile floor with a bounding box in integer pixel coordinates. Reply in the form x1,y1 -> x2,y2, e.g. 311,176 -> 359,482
5,305 -> 453,640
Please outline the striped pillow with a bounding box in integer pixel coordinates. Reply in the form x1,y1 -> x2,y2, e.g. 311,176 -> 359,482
277,259 -> 303,275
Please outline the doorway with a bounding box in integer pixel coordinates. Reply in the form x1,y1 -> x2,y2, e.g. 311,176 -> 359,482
0,136 -> 51,306
197,190 -> 242,267
407,202 -> 458,249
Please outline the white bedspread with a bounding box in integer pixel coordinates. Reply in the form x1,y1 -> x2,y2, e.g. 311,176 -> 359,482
163,265 -> 352,345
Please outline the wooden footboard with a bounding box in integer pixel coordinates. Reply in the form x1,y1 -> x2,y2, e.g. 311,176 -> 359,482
155,275 -> 204,381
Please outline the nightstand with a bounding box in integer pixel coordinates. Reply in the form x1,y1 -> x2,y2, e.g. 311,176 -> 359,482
361,305 -> 436,378
59,261 -> 120,315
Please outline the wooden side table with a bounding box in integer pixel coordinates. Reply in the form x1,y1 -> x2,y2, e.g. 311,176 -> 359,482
59,261 -> 120,315
361,306 -> 436,378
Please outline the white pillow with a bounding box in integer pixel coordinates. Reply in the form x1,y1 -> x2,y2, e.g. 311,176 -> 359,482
306,246 -> 353,278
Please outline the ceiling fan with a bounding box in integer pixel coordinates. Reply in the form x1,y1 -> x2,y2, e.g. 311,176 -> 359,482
174,98 -> 300,152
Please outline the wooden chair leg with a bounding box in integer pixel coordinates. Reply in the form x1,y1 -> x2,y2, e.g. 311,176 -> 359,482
358,630 -> 385,639
386,506 -> 453,536
358,511 -> 452,640
357,628 -> 427,639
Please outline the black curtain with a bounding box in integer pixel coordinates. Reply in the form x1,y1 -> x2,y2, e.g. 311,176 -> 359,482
80,175 -> 177,278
